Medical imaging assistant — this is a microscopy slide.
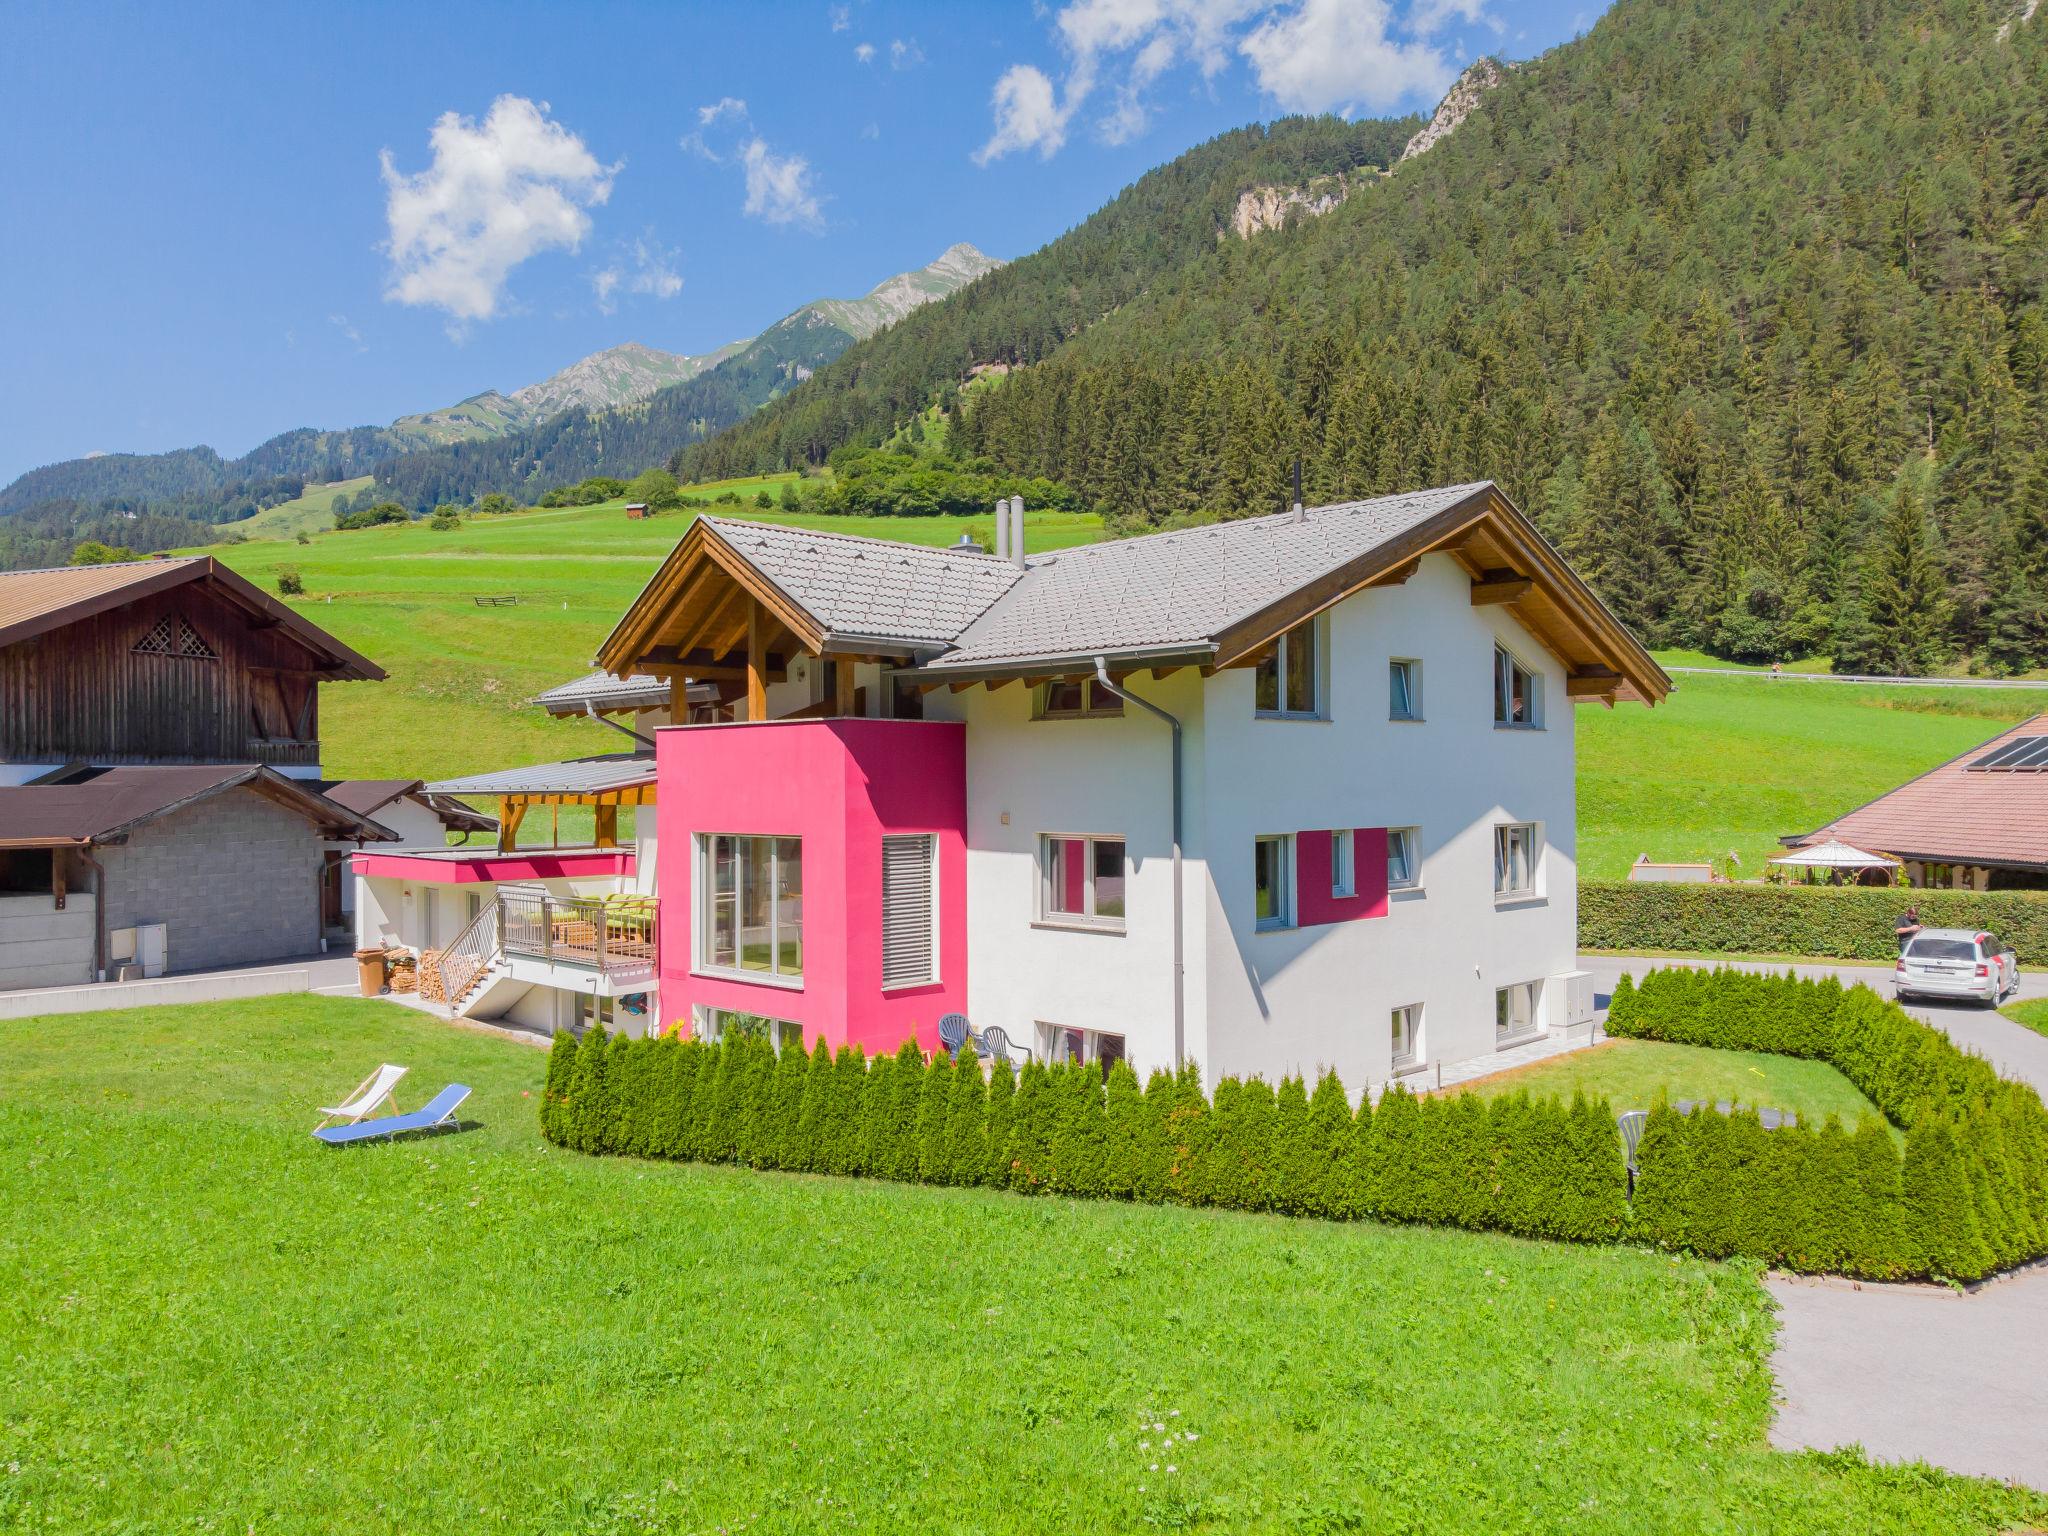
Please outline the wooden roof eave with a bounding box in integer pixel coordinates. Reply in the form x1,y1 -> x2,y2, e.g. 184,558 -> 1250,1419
598,520 -> 828,676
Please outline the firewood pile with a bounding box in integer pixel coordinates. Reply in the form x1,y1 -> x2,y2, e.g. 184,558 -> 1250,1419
416,949 -> 446,1003
387,951 -> 419,995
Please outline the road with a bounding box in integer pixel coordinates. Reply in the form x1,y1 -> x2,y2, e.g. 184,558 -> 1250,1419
1579,953 -> 2048,1490
1664,664 -> 2048,691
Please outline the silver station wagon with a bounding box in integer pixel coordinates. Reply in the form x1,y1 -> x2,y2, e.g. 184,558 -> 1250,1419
1894,928 -> 2019,1006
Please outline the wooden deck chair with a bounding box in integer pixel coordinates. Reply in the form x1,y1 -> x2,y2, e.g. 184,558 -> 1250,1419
314,1063 -> 407,1133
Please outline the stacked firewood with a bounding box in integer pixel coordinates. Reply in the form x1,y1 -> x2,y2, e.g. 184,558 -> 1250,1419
387,951 -> 420,995
416,949 -> 446,1003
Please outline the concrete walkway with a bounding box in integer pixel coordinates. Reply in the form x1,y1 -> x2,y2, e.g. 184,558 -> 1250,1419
0,951 -> 358,1019
1579,952 -> 2048,1490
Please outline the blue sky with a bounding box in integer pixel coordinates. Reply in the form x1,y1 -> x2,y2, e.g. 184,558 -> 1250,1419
0,0 -> 1601,486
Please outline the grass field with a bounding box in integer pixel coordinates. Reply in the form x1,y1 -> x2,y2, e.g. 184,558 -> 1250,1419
1576,670 -> 2048,877
2001,998 -> 2048,1039
196,498 -> 1107,782
1447,1039 -> 1890,1134
184,504 -> 2048,874
229,474 -> 378,540
5,996 -> 2042,1533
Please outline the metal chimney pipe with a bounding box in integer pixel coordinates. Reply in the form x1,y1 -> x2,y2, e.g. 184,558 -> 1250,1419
1291,457 -> 1306,523
993,501 -> 1009,562
1009,496 -> 1026,569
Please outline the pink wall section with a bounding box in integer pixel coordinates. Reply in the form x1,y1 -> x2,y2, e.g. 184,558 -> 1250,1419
1295,827 -> 1390,926
349,849 -> 634,885
655,718 -> 968,1056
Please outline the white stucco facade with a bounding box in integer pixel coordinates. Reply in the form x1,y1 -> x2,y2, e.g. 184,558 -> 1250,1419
948,552 -> 1581,1094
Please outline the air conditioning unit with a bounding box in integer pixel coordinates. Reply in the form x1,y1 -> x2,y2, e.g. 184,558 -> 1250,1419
109,923 -> 168,979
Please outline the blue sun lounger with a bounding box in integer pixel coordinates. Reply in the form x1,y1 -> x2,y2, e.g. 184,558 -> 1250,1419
313,1084 -> 470,1145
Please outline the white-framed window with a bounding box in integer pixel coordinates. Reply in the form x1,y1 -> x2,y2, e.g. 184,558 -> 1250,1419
1389,658 -> 1422,721
1388,827 -> 1420,891
1255,620 -> 1321,718
1494,822 -> 1538,898
1040,835 -> 1126,928
1495,981 -> 1541,1043
1042,1024 -> 1128,1076
1330,829 -> 1355,898
1036,678 -> 1123,719
695,1006 -> 803,1052
1391,1003 -> 1420,1069
696,833 -> 804,982
1254,835 -> 1293,930
1493,644 -> 1541,728
881,833 -> 938,988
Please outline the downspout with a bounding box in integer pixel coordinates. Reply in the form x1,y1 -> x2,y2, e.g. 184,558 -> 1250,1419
77,846 -> 108,982
1092,657 -> 1184,1073
586,700 -> 657,750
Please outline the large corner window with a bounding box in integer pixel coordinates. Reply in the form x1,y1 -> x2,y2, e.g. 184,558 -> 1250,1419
1255,620 -> 1321,717
881,833 -> 938,988
1494,822 -> 1538,899
698,833 -> 803,982
1254,835 -> 1293,930
1040,835 -> 1126,929
1493,644 -> 1541,728
1036,679 -> 1123,719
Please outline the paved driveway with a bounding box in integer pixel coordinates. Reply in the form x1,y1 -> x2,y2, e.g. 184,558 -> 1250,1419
1578,953 -> 2048,1489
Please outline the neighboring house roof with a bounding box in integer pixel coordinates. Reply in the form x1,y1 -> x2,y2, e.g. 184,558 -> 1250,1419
0,764 -> 399,849
425,753 -> 658,798
0,557 -> 385,680
319,777 -> 497,835
531,670 -> 718,717
1793,715 -> 2048,872
596,482 -> 1669,705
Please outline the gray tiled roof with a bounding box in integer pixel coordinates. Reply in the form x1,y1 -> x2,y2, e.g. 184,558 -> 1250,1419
927,483 -> 1490,670
703,516 -> 1022,645
534,670 -> 674,714
426,754 -> 658,797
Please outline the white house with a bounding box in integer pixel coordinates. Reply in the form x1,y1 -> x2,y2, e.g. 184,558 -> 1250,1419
425,482 -> 1667,1092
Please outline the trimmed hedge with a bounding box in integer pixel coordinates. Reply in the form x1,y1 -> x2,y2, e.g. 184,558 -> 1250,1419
542,1029 -> 1630,1245
1579,880 -> 2048,962
1610,968 -> 2048,1280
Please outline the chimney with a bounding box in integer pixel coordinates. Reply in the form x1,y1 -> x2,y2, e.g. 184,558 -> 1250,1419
993,501 -> 1009,562
1009,495 -> 1026,569
1290,458 -> 1305,523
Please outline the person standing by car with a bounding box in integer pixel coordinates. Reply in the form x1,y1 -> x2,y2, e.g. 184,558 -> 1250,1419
1894,904 -> 1923,951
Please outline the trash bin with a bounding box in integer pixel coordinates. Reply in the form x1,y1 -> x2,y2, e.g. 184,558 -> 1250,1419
353,947 -> 386,998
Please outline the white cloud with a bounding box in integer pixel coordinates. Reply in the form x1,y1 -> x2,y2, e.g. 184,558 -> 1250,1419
740,138 -> 823,227
329,312 -> 368,352
380,95 -> 616,329
974,63 -> 1069,163
975,0 -> 1460,162
829,3 -> 851,30
1241,0 -> 1453,112
854,41 -> 876,62
889,37 -> 926,69
861,120 -> 881,140
698,96 -> 748,126
591,235 -> 684,314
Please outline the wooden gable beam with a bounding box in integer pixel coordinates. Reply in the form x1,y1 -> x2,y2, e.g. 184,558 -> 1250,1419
1366,558 -> 1421,589
1566,667 -> 1622,699
1471,569 -> 1533,606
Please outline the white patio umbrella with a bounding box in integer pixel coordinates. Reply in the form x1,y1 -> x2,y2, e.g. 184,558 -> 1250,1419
1769,839 -> 1901,873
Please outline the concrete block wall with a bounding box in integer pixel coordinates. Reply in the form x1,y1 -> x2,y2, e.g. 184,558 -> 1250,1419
101,787 -> 324,972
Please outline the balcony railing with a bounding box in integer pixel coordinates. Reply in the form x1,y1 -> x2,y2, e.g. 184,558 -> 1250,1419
498,887 -> 658,982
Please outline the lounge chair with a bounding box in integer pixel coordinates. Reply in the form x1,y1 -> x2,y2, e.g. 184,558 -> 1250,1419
313,1084 -> 471,1146
314,1063 -> 407,1132
937,1013 -> 972,1058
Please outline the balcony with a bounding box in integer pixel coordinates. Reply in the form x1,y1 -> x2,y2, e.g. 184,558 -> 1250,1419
498,887 -> 658,984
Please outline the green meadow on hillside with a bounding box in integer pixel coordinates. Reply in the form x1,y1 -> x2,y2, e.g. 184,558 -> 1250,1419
228,474 -> 378,540
5,995 -> 2042,1534
196,505 -> 2048,874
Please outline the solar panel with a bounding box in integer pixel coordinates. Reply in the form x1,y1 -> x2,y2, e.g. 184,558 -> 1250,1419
1970,737 -> 2048,771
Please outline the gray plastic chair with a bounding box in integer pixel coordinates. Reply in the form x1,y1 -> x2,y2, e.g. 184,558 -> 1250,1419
1617,1110 -> 1648,1176
937,1013 -> 971,1058
978,1023 -> 1025,1063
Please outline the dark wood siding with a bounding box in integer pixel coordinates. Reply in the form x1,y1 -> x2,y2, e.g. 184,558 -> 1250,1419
0,584 -> 331,766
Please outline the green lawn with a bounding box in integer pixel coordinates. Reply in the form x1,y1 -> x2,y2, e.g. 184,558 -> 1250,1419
2000,998 -> 2048,1040
1448,1039 -> 1890,1134
1576,670 -> 2048,878
194,498 -> 1107,783
4,998 -> 2043,1533
230,473 -> 378,540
